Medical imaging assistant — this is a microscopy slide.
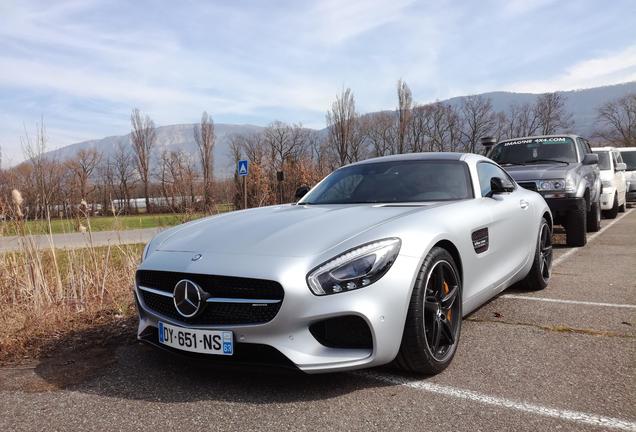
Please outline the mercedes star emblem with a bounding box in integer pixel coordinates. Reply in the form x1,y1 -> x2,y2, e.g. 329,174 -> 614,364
173,279 -> 203,318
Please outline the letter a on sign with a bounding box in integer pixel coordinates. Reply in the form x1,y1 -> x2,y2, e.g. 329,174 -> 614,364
238,160 -> 249,177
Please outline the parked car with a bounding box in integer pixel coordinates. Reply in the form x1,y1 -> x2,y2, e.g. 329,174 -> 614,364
617,147 -> 636,203
485,135 -> 600,247
135,152 -> 552,375
592,147 -> 627,218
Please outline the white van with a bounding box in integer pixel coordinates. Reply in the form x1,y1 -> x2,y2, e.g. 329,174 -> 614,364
592,147 -> 627,218
617,147 -> 636,203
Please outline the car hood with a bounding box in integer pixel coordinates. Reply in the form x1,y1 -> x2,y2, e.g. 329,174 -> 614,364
153,203 -> 447,257
503,164 -> 574,181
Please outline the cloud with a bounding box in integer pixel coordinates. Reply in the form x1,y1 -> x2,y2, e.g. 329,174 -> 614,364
506,45 -> 636,93
0,0 -> 634,165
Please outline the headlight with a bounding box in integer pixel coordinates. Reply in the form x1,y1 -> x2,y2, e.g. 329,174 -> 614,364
307,238 -> 401,295
601,180 -> 612,188
536,178 -> 576,193
537,179 -> 565,191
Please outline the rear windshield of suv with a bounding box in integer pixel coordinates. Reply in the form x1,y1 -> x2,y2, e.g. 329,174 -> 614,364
620,150 -> 636,170
490,137 -> 577,165
592,151 -> 611,170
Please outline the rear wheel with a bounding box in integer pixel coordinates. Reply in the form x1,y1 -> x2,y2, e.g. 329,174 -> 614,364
395,247 -> 462,375
604,193 -> 619,219
587,199 -> 601,232
521,218 -> 552,290
565,207 -> 587,247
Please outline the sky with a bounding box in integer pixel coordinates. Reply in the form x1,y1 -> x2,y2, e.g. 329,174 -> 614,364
1,0 -> 635,165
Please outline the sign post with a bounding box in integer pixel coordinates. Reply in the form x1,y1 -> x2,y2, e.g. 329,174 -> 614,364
238,160 -> 249,209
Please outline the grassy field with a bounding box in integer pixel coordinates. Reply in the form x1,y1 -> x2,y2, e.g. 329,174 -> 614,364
0,241 -> 143,364
0,205 -> 234,236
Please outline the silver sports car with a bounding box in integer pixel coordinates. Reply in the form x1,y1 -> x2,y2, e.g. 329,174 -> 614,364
136,152 -> 553,374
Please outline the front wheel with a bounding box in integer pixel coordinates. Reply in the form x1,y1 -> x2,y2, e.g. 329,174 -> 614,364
587,199 -> 601,232
565,206 -> 587,247
521,217 -> 552,290
395,247 -> 462,375
604,193 -> 619,219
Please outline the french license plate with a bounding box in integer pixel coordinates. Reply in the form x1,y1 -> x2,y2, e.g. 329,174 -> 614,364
158,321 -> 233,355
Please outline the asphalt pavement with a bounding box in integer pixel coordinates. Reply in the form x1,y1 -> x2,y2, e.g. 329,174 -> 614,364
0,227 -> 161,252
0,210 -> 634,431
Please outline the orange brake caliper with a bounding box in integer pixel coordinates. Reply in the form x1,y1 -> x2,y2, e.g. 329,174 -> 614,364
442,281 -> 452,320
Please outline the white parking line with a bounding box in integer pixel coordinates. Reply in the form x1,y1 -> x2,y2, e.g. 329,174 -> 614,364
359,371 -> 636,431
552,208 -> 633,267
500,294 -> 636,309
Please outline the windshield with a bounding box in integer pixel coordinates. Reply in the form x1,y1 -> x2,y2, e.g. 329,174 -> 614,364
490,137 -> 577,165
620,150 -> 636,171
593,151 -> 611,170
300,160 -> 473,204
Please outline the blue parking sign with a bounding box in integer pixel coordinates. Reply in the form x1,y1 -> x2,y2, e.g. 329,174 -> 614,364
238,160 -> 249,177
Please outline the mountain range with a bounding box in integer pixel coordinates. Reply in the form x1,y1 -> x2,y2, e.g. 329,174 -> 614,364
48,82 -> 636,177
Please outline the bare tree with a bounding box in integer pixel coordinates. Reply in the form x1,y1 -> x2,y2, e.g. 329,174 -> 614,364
396,79 -> 413,154
460,95 -> 495,153
361,112 -> 396,156
65,148 -> 102,203
536,92 -> 574,135
112,143 -> 137,213
21,118 -> 63,218
594,94 -> 636,147
504,102 -> 540,138
193,111 -> 215,209
130,108 -> 156,212
264,121 -> 308,171
326,88 -> 360,166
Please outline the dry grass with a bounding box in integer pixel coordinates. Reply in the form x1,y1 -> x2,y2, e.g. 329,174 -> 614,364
0,192 -> 143,364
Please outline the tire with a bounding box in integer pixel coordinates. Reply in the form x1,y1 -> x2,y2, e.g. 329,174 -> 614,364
604,193 -> 618,219
565,206 -> 587,247
521,218 -> 552,290
619,193 -> 626,213
395,247 -> 462,375
586,199 -> 601,232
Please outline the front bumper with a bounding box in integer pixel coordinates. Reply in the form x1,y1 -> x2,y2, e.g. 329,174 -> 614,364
135,252 -> 420,373
543,196 -> 585,215
600,187 -> 616,210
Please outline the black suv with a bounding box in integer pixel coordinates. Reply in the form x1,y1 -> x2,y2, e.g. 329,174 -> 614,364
486,135 -> 601,247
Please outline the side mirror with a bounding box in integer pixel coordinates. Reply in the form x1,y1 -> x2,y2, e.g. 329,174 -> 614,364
583,153 -> 599,165
295,186 -> 310,201
487,177 -> 514,198
480,136 -> 497,156
615,162 -> 627,172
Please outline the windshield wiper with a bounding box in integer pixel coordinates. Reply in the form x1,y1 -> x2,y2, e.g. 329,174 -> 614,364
499,162 -> 527,166
522,159 -> 570,165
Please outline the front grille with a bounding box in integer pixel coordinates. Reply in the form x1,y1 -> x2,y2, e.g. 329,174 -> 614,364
137,270 -> 284,325
518,181 -> 538,191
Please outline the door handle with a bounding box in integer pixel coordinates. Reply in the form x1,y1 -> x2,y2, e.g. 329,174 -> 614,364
520,199 -> 529,209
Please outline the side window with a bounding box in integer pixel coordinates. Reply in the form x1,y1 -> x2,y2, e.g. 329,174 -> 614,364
583,139 -> 592,154
575,138 -> 587,161
616,152 -> 624,164
477,162 -> 515,197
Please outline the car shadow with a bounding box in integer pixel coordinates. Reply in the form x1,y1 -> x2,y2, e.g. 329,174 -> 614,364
31,318 -> 394,404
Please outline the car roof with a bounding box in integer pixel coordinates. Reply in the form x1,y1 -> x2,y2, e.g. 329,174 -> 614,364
617,147 -> 636,151
498,134 -> 583,143
591,146 -> 616,151
349,152 -> 467,166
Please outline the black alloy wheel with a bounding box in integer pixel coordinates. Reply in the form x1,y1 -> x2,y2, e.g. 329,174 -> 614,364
423,260 -> 461,362
538,222 -> 553,284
